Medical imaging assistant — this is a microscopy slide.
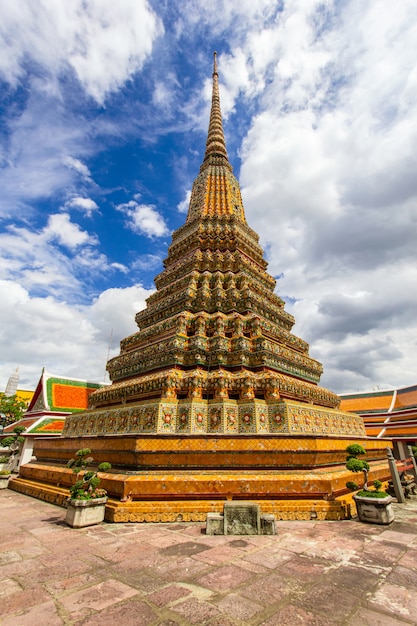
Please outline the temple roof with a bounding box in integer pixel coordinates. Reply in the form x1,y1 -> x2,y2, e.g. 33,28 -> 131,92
340,384 -> 417,441
340,384 -> 417,414
26,369 -> 105,415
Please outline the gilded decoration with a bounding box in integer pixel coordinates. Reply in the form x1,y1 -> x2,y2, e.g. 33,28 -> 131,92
141,406 -> 158,432
177,406 -> 190,432
192,404 -> 207,433
239,405 -> 256,433
88,367 -> 340,411
268,405 -> 288,433
62,397 -> 365,438
225,406 -> 238,432
256,405 -> 269,433
159,404 -> 177,432
208,405 -> 223,433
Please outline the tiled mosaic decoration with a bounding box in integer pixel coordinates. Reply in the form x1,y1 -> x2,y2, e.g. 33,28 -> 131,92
238,405 -> 256,433
158,404 -> 177,433
177,405 -> 190,432
208,405 -> 223,433
191,404 -> 208,433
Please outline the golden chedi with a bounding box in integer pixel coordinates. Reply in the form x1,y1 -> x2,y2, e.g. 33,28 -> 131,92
12,54 -> 390,522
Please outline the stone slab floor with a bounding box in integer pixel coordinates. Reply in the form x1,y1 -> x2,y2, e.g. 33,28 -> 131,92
1,490 -> 417,625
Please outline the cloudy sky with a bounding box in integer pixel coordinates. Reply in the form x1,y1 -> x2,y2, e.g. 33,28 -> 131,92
0,0 -> 416,395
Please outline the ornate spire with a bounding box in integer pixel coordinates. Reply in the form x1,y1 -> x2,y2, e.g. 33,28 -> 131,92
202,51 -> 229,166
185,53 -> 246,223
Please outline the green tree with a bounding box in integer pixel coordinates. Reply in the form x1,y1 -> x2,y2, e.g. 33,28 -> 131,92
0,393 -> 28,424
345,443 -> 370,490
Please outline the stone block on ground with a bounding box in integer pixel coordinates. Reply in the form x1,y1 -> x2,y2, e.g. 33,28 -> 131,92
260,513 -> 276,535
224,502 -> 260,535
206,512 -> 224,535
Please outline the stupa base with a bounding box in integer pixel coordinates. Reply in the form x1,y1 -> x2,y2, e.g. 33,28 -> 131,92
10,430 -> 391,523
105,496 -> 356,522
10,460 -> 388,522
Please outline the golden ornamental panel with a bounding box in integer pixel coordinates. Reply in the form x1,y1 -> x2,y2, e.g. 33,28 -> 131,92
177,405 -> 190,433
158,403 -> 177,433
191,403 -> 208,433
139,406 -> 158,432
238,404 -> 257,433
208,404 -> 224,433
281,400 -> 366,437
224,405 -> 238,433
268,405 -> 289,433
62,396 -> 365,437
256,405 -> 269,433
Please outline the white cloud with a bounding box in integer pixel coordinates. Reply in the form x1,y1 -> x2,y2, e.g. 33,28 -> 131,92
0,0 -> 163,104
132,255 -> 164,273
110,262 -> 129,274
89,285 -> 154,346
0,280 -> 153,389
65,196 -> 99,217
117,200 -> 170,238
0,92 -> 91,218
177,190 -> 191,214
0,215 -> 103,298
63,157 -> 93,182
45,213 -> 95,250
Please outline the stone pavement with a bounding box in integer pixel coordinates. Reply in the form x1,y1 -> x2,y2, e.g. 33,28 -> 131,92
1,490 -> 417,625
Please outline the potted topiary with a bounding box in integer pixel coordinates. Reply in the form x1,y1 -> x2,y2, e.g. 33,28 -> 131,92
0,469 -> 11,489
65,448 -> 112,528
345,443 -> 394,525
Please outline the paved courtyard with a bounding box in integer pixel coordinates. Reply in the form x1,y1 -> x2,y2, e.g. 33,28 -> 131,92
1,489 -> 417,625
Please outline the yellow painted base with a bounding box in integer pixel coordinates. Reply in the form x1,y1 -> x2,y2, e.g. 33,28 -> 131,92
27,433 -> 388,470
9,476 -> 354,521
10,460 -> 389,523
11,432 -> 392,523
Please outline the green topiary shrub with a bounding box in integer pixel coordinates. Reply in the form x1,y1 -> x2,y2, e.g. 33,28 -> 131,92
345,445 -> 388,498
67,448 -> 111,501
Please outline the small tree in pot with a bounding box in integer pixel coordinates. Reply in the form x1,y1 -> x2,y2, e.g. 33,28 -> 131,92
65,448 -> 112,528
345,444 -> 394,525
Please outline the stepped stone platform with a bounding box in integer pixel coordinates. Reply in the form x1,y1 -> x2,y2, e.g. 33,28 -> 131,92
11,433 -> 390,522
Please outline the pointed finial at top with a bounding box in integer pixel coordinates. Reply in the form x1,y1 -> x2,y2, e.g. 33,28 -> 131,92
202,51 -> 229,166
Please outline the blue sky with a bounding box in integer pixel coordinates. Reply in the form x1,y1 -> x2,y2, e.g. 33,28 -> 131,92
0,0 -> 416,394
